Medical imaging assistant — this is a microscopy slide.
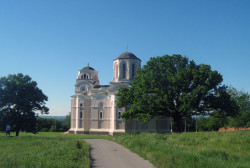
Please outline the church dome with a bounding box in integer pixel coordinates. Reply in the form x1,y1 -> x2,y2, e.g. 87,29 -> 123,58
81,66 -> 95,71
115,52 -> 141,60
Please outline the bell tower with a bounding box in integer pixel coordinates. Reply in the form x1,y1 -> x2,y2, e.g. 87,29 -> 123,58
113,52 -> 141,83
75,65 -> 99,95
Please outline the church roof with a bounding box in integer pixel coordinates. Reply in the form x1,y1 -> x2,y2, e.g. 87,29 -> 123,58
115,52 -> 141,61
93,85 -> 110,89
81,66 -> 95,71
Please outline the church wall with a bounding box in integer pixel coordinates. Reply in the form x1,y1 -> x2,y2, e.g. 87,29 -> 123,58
75,81 -> 93,95
118,60 -> 129,81
88,98 -> 113,130
115,107 -> 125,130
83,99 -> 91,131
128,60 -> 141,80
90,108 -> 98,129
116,120 -> 125,129
113,60 -> 119,82
71,98 -> 76,129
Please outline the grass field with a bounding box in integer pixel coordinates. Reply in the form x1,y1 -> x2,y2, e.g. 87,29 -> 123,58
0,132 -> 111,168
112,131 -> 250,168
1,131 -> 250,168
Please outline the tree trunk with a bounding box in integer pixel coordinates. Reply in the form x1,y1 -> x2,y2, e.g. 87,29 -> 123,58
173,115 -> 183,132
16,128 -> 20,136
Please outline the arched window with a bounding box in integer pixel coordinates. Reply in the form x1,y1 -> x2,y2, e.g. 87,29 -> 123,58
123,63 -> 126,79
99,111 -> 103,119
118,111 -> 121,119
80,110 -> 83,119
81,87 -> 85,92
86,75 -> 89,79
79,104 -> 83,119
98,102 -> 103,119
84,74 -> 86,79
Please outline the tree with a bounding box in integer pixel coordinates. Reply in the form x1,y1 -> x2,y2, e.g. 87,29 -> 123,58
63,112 -> 71,130
226,87 -> 250,127
0,73 -> 49,136
117,54 -> 237,132
37,115 -> 70,132
37,118 -> 56,132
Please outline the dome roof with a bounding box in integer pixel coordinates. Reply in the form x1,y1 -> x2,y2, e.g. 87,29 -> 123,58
81,66 -> 95,71
115,52 -> 141,60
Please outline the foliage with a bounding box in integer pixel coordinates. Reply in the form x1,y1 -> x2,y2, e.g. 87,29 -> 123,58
117,55 -> 237,132
198,87 -> 250,130
197,116 -> 224,131
112,131 -> 250,168
64,112 -> 71,130
37,115 -> 71,132
0,73 -> 49,136
226,86 -> 250,127
0,133 -> 90,168
37,118 -> 57,132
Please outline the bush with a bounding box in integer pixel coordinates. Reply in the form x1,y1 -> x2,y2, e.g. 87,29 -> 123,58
40,128 -> 49,132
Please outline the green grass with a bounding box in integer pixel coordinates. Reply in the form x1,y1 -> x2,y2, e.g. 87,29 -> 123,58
0,132 -> 111,168
112,131 -> 250,168
1,131 -> 250,168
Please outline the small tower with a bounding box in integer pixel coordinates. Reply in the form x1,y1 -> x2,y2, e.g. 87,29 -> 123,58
75,65 -> 99,95
113,52 -> 141,83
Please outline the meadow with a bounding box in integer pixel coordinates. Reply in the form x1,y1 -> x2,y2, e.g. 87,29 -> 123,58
1,131 -> 250,168
112,131 -> 250,168
0,132 -> 109,168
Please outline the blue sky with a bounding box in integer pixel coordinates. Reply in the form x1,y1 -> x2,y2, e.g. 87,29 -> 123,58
0,0 -> 249,116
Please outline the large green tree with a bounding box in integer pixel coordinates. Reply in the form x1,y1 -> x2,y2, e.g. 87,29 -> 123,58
227,86 -> 250,127
0,73 -> 49,136
64,112 -> 71,130
117,54 -> 237,132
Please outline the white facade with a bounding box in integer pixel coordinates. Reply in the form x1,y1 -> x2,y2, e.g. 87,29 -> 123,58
69,52 -> 170,135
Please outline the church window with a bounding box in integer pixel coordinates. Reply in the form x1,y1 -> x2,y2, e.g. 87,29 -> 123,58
99,111 -> 103,119
98,102 -> 103,119
86,75 -> 89,79
81,87 -> 85,92
84,74 -> 86,79
118,111 -> 121,119
80,103 -> 82,106
132,64 -> 135,78
80,111 -> 83,118
123,63 -> 126,79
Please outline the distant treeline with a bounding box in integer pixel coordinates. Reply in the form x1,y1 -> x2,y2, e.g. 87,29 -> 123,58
37,117 -> 69,132
0,113 -> 71,133
37,113 -> 71,132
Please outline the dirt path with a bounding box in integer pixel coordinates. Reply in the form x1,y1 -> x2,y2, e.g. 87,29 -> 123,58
85,139 -> 154,168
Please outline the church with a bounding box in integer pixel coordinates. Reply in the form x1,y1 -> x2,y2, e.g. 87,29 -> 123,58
69,52 -> 170,135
